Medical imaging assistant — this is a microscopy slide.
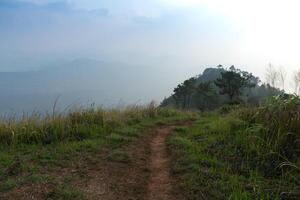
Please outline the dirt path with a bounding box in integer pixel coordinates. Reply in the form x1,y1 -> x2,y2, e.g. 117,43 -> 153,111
147,125 -> 177,200
0,121 -> 192,200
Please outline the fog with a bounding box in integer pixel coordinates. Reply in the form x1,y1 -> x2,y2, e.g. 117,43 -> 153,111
0,0 -> 299,112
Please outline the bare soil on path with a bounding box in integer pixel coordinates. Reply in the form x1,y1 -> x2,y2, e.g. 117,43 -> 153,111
146,125 -> 180,200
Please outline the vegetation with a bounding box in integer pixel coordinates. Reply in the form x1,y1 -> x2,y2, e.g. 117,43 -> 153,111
0,103 -> 193,146
173,78 -> 197,109
293,69 -> 300,95
1,64 -> 300,199
168,95 -> 299,200
214,66 -> 256,102
161,65 -> 282,110
0,104 -> 195,198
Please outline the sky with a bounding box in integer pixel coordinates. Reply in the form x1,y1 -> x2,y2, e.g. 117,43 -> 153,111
1,0 -> 300,89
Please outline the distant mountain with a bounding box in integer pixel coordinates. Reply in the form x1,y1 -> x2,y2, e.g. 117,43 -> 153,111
0,58 -> 187,114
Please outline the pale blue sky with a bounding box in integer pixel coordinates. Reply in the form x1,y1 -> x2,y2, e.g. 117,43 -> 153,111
1,0 -> 300,87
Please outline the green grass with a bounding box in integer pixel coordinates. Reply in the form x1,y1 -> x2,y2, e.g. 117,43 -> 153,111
47,185 -> 87,200
107,150 -> 131,163
4,97 -> 298,199
0,104 -> 191,146
168,110 -> 299,200
0,105 -> 196,197
0,179 -> 17,192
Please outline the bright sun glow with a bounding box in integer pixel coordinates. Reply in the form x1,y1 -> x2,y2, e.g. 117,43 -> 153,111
163,0 -> 300,69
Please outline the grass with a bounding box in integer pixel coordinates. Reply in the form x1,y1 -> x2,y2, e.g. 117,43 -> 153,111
168,101 -> 300,200
0,179 -> 17,192
0,103 -> 187,146
0,104 -> 196,198
3,96 -> 298,199
46,185 -> 87,200
236,95 -> 300,164
107,150 -> 131,163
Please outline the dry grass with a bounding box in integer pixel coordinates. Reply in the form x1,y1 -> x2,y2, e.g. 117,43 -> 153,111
0,102 -> 194,146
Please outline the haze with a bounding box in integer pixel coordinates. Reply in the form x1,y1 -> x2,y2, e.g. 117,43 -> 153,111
0,0 -> 299,112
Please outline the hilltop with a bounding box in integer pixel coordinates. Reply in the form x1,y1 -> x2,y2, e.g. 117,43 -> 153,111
161,65 -> 282,110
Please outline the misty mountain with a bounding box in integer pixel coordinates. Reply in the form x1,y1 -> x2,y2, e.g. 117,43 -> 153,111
0,58 -> 187,114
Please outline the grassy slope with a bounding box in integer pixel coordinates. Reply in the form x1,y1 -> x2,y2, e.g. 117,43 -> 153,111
169,111 -> 299,200
0,106 -> 195,199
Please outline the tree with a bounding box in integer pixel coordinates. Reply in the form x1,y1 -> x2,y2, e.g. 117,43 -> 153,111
265,63 -> 279,88
278,66 -> 287,91
182,78 -> 197,108
172,77 -> 197,109
214,66 -> 255,102
293,69 -> 300,95
173,84 -> 184,108
194,82 -> 217,110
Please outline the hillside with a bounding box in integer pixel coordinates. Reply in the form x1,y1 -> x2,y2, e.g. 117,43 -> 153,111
169,98 -> 300,199
161,66 -> 282,110
0,106 -> 197,199
1,1 -> 300,199
0,65 -> 299,200
0,97 -> 299,199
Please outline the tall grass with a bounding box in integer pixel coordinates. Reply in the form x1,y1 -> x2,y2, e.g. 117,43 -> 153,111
168,96 -> 299,199
233,95 -> 300,198
236,95 -> 300,166
0,102 -> 192,146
